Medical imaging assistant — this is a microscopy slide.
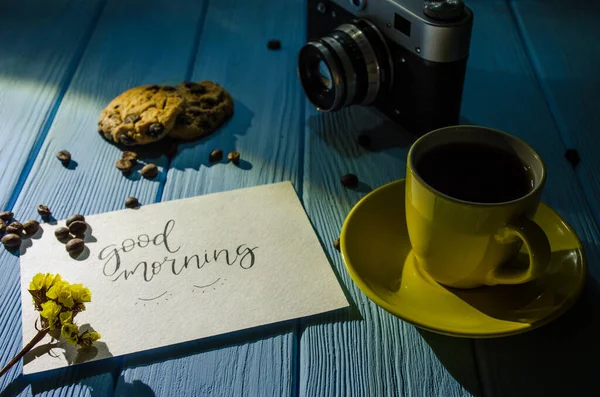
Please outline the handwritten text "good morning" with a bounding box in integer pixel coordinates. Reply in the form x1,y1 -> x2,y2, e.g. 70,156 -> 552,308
98,220 -> 258,282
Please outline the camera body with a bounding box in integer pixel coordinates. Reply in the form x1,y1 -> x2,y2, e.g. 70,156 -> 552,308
299,0 -> 474,135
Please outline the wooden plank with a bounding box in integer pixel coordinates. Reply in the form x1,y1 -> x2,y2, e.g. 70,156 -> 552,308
300,107 -> 481,396
459,1 -> 600,396
298,10 -> 482,397
114,0 -> 306,395
0,0 -> 207,394
510,0 -> 600,226
0,0 -> 104,210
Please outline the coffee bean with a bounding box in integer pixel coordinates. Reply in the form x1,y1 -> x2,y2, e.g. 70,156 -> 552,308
209,149 -> 223,162
141,163 -> 158,179
147,123 -> 164,137
68,221 -> 87,237
267,39 -> 281,50
2,233 -> 21,249
66,214 -> 85,227
116,159 -> 134,174
340,173 -> 359,188
357,134 -> 371,148
121,151 -> 138,164
23,220 -> 39,235
0,219 -> 5,234
55,227 -> 70,240
66,238 -> 85,256
37,205 -> 52,218
227,151 -> 241,165
125,196 -> 139,208
56,150 -> 71,164
6,221 -> 23,235
124,114 -> 140,124
0,211 -> 13,222
333,238 -> 340,251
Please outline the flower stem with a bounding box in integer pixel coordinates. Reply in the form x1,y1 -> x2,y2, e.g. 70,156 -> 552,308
0,327 -> 49,377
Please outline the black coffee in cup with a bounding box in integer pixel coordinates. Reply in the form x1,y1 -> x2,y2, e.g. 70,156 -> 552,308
415,142 -> 535,203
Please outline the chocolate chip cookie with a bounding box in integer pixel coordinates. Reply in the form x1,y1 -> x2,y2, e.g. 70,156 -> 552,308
169,81 -> 234,141
98,85 -> 185,146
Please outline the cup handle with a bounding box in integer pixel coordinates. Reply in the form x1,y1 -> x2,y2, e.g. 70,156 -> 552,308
487,219 -> 552,285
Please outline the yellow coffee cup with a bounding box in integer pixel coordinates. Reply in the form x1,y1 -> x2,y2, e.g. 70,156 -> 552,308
405,125 -> 551,288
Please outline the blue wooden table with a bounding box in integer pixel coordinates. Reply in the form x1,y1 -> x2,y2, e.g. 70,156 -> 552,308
1,0 -> 599,395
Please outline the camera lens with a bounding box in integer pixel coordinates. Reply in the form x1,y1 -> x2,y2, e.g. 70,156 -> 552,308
297,19 -> 393,112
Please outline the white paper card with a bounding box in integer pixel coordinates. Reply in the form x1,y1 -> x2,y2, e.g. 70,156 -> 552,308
19,181 -> 349,374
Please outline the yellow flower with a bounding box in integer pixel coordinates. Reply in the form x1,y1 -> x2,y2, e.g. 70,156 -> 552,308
59,311 -> 72,325
29,273 -> 47,291
61,323 -> 79,345
40,301 -> 62,329
47,281 -> 74,308
78,331 -> 101,348
29,273 -> 62,291
70,284 -> 92,303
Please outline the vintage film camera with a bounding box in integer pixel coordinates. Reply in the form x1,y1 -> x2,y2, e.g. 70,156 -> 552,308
297,0 -> 474,135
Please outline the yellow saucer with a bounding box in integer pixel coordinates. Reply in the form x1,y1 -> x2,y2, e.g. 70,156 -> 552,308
340,179 -> 586,338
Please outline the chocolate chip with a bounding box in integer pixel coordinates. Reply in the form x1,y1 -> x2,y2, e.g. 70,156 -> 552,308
125,197 -> 139,208
68,221 -> 87,237
147,123 -> 164,137
0,212 -> 13,222
119,134 -> 135,145
267,40 -> 281,50
0,219 -> 5,234
333,238 -> 340,251
37,205 -> 52,219
113,104 -> 120,109
23,220 -> 39,235
340,173 -> 359,188
565,149 -> 580,167
56,150 -> 71,164
188,101 -> 202,107
227,151 -> 240,165
6,221 -> 23,235
124,114 -> 140,124
2,233 -> 21,249
147,85 -> 159,90
183,81 -> 195,89
188,109 -> 201,116
54,227 -> 70,240
66,214 -> 85,227
121,151 -> 138,164
201,97 -> 217,107
177,114 -> 192,125
209,149 -> 223,162
191,86 -> 207,95
141,163 -> 158,179
66,238 -> 85,256
357,134 -> 371,148
161,86 -> 176,92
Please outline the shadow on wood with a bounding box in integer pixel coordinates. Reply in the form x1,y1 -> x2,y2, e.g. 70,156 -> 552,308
475,276 -> 600,397
306,107 -> 414,159
418,330 -> 483,396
